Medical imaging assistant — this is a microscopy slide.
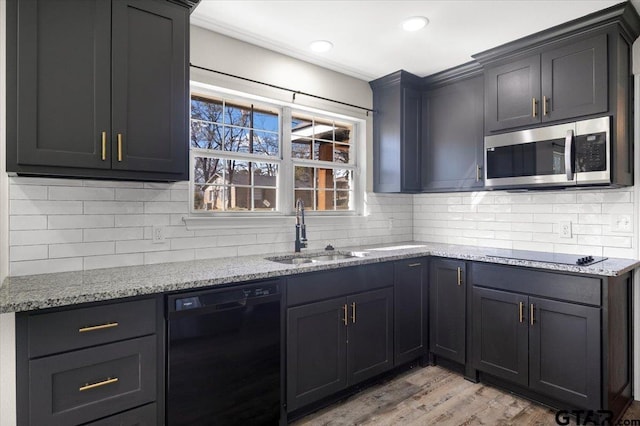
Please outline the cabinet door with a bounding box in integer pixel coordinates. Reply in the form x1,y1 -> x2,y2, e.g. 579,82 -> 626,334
394,259 -> 427,366
472,287 -> 528,386
347,288 -> 394,385
13,0 -> 111,169
423,75 -> 484,191
286,298 -> 347,412
401,87 -> 422,191
528,297 -> 601,408
429,258 -> 466,364
111,0 -> 188,176
485,55 -> 541,132
541,34 -> 608,122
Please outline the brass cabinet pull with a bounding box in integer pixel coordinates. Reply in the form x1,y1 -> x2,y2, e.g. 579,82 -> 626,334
101,132 -> 107,161
408,263 -> 422,267
476,165 -> 482,182
79,377 -> 118,392
543,96 -> 548,116
78,322 -> 119,333
457,267 -> 462,286
117,133 -> 123,162
530,304 -> 535,325
342,304 -> 348,326
532,97 -> 537,117
351,302 -> 356,324
519,302 -> 524,323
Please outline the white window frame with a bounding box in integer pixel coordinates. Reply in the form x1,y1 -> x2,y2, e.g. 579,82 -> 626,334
185,81 -> 366,228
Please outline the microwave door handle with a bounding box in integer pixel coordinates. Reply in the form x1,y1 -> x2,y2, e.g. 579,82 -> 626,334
565,129 -> 574,181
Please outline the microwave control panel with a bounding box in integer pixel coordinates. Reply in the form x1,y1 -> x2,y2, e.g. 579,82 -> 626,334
575,132 -> 606,172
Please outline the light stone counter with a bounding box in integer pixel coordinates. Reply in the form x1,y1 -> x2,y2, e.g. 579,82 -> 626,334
1,242 -> 638,313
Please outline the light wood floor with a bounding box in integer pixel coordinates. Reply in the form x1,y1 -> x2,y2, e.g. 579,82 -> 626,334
293,365 -> 640,425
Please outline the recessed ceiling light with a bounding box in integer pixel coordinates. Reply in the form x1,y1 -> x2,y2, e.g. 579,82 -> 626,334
402,16 -> 429,32
309,40 -> 333,53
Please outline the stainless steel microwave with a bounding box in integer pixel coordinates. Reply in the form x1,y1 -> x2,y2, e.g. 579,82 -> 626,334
484,116 -> 610,189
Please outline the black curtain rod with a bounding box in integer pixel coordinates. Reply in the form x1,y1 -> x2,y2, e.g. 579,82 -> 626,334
190,63 -> 375,115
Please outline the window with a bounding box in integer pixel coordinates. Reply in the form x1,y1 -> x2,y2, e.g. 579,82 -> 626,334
190,91 -> 361,215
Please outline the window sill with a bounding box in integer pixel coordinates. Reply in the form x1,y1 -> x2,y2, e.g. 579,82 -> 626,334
182,213 -> 367,230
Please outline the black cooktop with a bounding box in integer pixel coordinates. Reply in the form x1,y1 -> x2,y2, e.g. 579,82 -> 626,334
490,249 -> 607,266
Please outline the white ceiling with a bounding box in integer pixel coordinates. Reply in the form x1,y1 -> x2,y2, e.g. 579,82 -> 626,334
191,0 -> 633,81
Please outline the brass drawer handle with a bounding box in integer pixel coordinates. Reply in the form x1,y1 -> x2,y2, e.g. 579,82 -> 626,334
351,302 -> 356,324
79,377 -> 118,392
408,263 -> 422,267
530,304 -> 535,325
101,132 -> 107,161
457,267 -> 462,286
78,322 -> 119,333
532,97 -> 537,118
519,302 -> 523,323
342,304 -> 348,326
117,133 -> 123,162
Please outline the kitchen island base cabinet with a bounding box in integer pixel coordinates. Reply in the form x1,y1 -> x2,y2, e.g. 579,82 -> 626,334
470,262 -> 631,420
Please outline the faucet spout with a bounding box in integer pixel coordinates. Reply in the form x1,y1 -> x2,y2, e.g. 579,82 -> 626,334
295,198 -> 307,252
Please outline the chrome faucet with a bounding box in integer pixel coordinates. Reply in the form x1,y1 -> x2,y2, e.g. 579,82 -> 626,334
295,198 -> 307,252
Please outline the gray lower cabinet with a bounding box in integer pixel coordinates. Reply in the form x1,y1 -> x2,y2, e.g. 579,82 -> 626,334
6,0 -> 189,181
429,258 -> 466,364
16,297 -> 163,425
470,262 -> 631,418
393,258 -> 428,366
286,264 -> 394,413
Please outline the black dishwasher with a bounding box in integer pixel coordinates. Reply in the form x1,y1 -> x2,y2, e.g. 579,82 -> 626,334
167,281 -> 281,425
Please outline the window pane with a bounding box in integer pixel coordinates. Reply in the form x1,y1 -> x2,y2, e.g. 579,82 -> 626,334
315,141 -> 333,161
191,96 -> 223,124
335,169 -> 352,190
194,184 -> 224,211
335,124 -> 351,143
253,162 -> 278,187
254,188 -> 276,211
222,127 -> 249,152
253,130 -> 279,156
314,119 -> 334,142
336,191 -> 351,210
316,190 -> 334,211
225,160 -> 250,185
295,167 -> 314,189
292,138 -> 312,159
294,190 -> 314,210
253,108 -> 279,132
191,121 -> 223,150
291,116 -> 313,137
316,168 -> 334,190
334,143 -> 350,163
225,101 -> 252,127
194,157 -> 223,184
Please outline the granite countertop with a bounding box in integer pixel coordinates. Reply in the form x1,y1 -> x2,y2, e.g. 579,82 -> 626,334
1,241 -> 638,314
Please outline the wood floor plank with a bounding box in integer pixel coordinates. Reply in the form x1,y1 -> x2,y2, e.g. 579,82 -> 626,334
293,365 -> 640,426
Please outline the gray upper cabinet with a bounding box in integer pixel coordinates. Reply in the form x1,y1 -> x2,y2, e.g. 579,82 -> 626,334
370,71 -> 422,193
422,65 -> 484,191
7,0 -> 189,181
484,34 -> 607,133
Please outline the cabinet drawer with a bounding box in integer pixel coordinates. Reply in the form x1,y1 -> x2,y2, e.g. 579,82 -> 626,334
287,262 -> 394,306
471,262 -> 601,305
86,403 -> 157,425
29,335 -> 156,426
28,298 -> 156,357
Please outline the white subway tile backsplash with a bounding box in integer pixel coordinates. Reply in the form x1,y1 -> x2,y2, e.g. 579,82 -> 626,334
83,253 -> 144,270
49,242 -> 115,258
83,227 -> 144,242
10,258 -> 83,276
48,215 -> 114,229
10,245 -> 48,261
10,200 -> 83,215
143,201 -> 188,214
10,215 -> 47,231
48,186 -> 114,201
145,249 -> 195,265
116,188 -> 171,202
10,230 -> 83,246
84,201 -> 144,215
10,176 -> 83,186
116,239 -> 170,253
9,185 -> 48,200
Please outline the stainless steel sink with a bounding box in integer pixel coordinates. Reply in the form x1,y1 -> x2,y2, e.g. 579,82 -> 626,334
265,251 -> 366,265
